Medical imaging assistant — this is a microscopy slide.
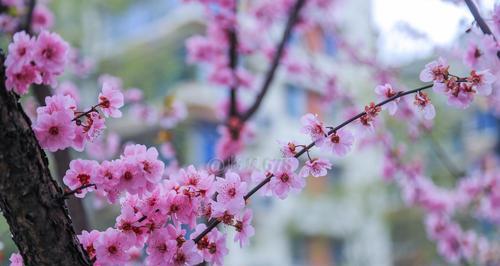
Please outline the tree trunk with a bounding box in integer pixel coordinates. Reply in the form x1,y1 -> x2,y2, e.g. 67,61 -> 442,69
0,53 -> 90,265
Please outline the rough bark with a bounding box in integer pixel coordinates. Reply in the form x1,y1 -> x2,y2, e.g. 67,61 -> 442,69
0,53 -> 90,265
32,84 -> 89,232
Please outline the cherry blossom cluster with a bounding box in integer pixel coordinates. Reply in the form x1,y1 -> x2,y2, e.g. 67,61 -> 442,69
4,31 -> 68,95
380,135 -> 500,265
461,3 -> 500,114
420,57 -> 496,109
0,0 -> 53,34
66,158 -> 255,265
32,80 -> 123,152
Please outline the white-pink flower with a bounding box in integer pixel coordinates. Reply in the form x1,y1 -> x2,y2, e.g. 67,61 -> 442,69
299,158 -> 332,178
300,113 -> 327,142
94,228 -> 132,265
270,158 -> 305,199
8,253 -> 23,266
98,81 -> 124,118
419,57 -> 449,83
234,209 -> 255,247
215,171 -> 247,209
375,83 -> 399,115
414,91 -> 436,120
32,111 -> 75,152
467,69 -> 496,96
145,228 -> 176,266
319,129 -> 354,156
5,31 -> 35,72
63,159 -> 99,198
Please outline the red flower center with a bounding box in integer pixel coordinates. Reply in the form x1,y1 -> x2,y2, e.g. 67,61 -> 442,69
107,245 -> 118,255
77,174 -> 90,185
123,171 -> 133,181
49,126 -> 59,136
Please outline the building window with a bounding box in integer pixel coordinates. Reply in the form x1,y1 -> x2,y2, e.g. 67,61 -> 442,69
292,235 -> 345,266
286,84 -> 306,118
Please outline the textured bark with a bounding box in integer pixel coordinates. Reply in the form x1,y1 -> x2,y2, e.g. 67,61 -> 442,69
0,54 -> 90,265
32,84 -> 89,232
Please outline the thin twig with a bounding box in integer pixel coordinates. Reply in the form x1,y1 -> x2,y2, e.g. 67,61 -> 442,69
193,83 -> 437,243
241,0 -> 307,121
72,104 -> 101,122
62,183 -> 96,199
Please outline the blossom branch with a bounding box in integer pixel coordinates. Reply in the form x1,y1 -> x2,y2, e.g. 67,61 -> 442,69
72,103 -> 103,122
463,0 -> 500,59
193,82 -> 437,243
241,0 -> 307,122
63,183 -> 97,199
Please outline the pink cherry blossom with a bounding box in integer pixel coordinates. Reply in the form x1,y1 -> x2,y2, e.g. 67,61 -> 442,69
0,15 -> 18,33
63,159 -> 99,197
467,69 -> 496,96
463,42 -> 483,68
115,205 -> 146,244
186,35 -> 219,63
9,253 -> 23,266
300,113 -> 327,142
33,31 -> 69,73
5,64 -> 42,95
215,171 -> 247,208
98,81 -> 124,118
32,111 -> 75,152
94,228 -> 132,266
413,91 -> 436,120
145,228 -> 177,266
319,129 -> 354,156
299,158 -> 332,178
374,83 -> 399,115
117,159 -> 147,195
194,225 -> 228,266
279,140 -> 299,158
37,94 -> 76,116
32,5 -> 54,33
172,241 -> 203,266
270,158 -> 304,199
419,57 -> 449,83
234,209 -> 255,247
55,81 -> 80,102
77,230 -> 100,260
5,31 -> 35,72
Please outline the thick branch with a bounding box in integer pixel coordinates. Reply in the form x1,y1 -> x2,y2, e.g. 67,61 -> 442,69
20,0 -> 36,34
463,0 -> 500,59
193,83 -> 434,243
0,53 -> 90,265
241,0 -> 307,121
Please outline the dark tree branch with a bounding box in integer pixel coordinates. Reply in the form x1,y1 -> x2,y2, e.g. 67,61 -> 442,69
193,83 -> 435,243
228,28 -> 239,118
20,0 -> 36,34
463,0 -> 500,59
0,52 -> 90,265
241,0 -> 307,121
